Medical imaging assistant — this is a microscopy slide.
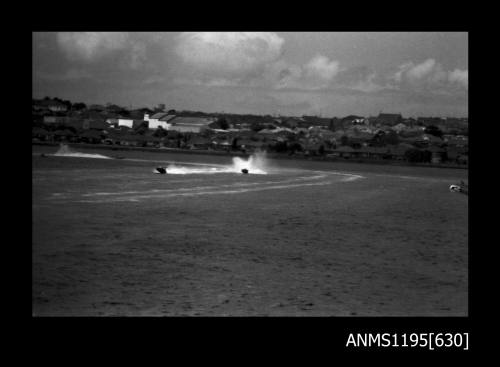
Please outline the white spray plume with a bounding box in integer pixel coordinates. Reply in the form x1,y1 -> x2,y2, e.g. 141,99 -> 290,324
53,144 -> 111,159
230,150 -> 268,174
164,151 -> 270,175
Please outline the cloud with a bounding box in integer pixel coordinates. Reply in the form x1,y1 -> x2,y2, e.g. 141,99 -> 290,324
333,66 -> 393,93
126,41 -> 148,70
304,55 -> 340,81
275,57 -> 467,95
406,58 -> 437,80
448,68 -> 468,87
276,55 -> 340,90
52,32 -> 467,104
35,68 -> 93,81
172,76 -> 243,88
173,34 -> 375,93
392,58 -> 468,90
57,32 -> 130,61
232,91 -> 313,115
347,73 -> 388,93
55,32 -> 167,72
175,32 -> 284,77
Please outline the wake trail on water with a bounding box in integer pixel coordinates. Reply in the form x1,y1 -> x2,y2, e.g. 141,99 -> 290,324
156,151 -> 269,175
53,144 -> 112,159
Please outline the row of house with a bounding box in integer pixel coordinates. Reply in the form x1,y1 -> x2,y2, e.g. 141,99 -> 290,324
324,144 -> 467,164
40,105 -> 467,138
33,99 -> 68,112
104,113 -> 217,133
42,116 -> 108,130
44,113 -> 217,134
41,113 -> 467,151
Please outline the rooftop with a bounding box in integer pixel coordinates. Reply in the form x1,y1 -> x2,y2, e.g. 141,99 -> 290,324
170,116 -> 215,126
150,112 -> 169,120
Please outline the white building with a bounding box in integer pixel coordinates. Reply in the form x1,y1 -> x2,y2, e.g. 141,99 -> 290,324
352,118 -> 368,125
117,118 -> 134,128
144,113 -> 176,129
108,118 -> 146,129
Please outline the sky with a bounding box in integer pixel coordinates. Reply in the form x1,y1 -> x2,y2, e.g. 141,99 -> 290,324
32,32 -> 468,118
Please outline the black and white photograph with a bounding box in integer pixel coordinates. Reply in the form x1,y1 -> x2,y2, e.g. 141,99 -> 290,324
32,32 -> 468,318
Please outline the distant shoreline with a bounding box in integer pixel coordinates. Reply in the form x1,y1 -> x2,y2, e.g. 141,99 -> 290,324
32,141 -> 468,170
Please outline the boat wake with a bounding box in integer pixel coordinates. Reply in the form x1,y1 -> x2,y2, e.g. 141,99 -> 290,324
155,151 -> 269,175
53,144 -> 111,159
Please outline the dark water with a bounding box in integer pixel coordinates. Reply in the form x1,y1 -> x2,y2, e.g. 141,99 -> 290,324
32,145 -> 468,316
